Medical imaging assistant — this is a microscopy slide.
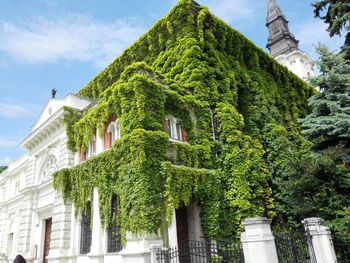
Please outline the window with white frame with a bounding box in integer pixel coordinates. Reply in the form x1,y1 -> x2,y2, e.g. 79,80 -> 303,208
114,119 -> 121,141
107,119 -> 121,146
165,115 -> 182,141
86,135 -> 96,159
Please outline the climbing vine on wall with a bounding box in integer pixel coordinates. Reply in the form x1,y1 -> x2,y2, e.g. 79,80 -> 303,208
54,0 -> 314,242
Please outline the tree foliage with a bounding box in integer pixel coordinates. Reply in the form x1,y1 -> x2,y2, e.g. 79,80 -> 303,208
274,47 -> 350,239
277,146 -> 350,231
301,46 -> 350,148
312,0 -> 350,57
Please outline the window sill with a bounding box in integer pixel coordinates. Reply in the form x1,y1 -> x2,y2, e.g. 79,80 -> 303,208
169,138 -> 187,144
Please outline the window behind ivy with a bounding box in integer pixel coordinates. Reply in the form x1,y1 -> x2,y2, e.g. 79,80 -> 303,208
165,115 -> 183,141
107,196 -> 122,253
80,202 -> 92,254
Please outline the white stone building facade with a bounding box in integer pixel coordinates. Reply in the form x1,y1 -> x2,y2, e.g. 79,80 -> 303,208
0,94 -> 92,263
0,93 -> 203,263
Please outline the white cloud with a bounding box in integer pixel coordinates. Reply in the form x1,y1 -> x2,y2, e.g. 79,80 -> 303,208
0,101 -> 40,118
201,0 -> 261,25
0,157 -> 11,166
295,19 -> 343,60
0,137 -> 17,148
0,14 -> 146,67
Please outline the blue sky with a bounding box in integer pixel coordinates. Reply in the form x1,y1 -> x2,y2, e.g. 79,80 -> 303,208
0,0 -> 344,165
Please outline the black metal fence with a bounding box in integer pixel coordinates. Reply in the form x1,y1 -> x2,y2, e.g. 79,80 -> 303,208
333,238 -> 350,263
273,231 -> 317,263
156,239 -> 244,263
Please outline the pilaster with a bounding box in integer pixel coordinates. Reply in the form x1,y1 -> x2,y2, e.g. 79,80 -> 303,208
17,193 -> 34,256
47,191 -> 72,263
25,156 -> 37,187
87,188 -> 104,263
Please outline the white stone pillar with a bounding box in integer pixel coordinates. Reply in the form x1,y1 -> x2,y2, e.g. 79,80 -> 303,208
47,191 -> 72,263
17,194 -> 34,257
68,204 -> 79,262
119,233 -> 163,263
149,244 -> 163,263
302,217 -> 337,263
241,217 -> 279,263
88,188 -> 104,263
167,209 -> 177,248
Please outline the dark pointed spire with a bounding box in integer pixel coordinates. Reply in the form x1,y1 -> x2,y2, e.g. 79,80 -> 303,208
266,0 -> 299,57
267,0 -> 286,24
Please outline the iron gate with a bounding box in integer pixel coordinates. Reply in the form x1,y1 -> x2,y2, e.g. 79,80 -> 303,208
333,238 -> 350,263
273,229 -> 317,263
156,239 -> 245,263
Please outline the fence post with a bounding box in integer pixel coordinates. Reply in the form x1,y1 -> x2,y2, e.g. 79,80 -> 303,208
241,217 -> 279,263
302,217 -> 337,263
149,245 -> 162,263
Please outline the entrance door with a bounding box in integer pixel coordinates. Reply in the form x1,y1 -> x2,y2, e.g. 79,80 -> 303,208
176,207 -> 190,263
43,218 -> 52,263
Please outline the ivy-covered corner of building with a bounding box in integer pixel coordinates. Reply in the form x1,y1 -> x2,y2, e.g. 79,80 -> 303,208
53,0 -> 315,241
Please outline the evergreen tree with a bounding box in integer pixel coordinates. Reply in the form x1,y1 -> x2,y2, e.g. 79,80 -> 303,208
312,0 -> 350,57
279,146 -> 350,234
0,166 -> 6,174
301,46 -> 350,148
272,47 -> 350,240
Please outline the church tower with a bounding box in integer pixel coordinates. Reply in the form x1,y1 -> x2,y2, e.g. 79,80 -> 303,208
266,0 -> 314,81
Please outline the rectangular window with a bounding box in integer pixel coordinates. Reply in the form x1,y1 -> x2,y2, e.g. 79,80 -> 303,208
80,202 -> 92,254
107,225 -> 122,253
166,118 -> 172,137
176,123 -> 182,141
107,196 -> 122,253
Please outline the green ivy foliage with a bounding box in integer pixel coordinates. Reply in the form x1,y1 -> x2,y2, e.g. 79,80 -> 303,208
54,0 -> 314,242
63,106 -> 82,152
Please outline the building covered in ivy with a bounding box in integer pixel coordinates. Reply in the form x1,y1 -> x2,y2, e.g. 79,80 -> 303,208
0,0 -> 314,262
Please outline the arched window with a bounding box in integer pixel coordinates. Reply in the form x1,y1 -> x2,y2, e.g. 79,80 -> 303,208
86,135 -> 96,159
165,115 -> 183,141
105,119 -> 121,149
39,155 -> 58,182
